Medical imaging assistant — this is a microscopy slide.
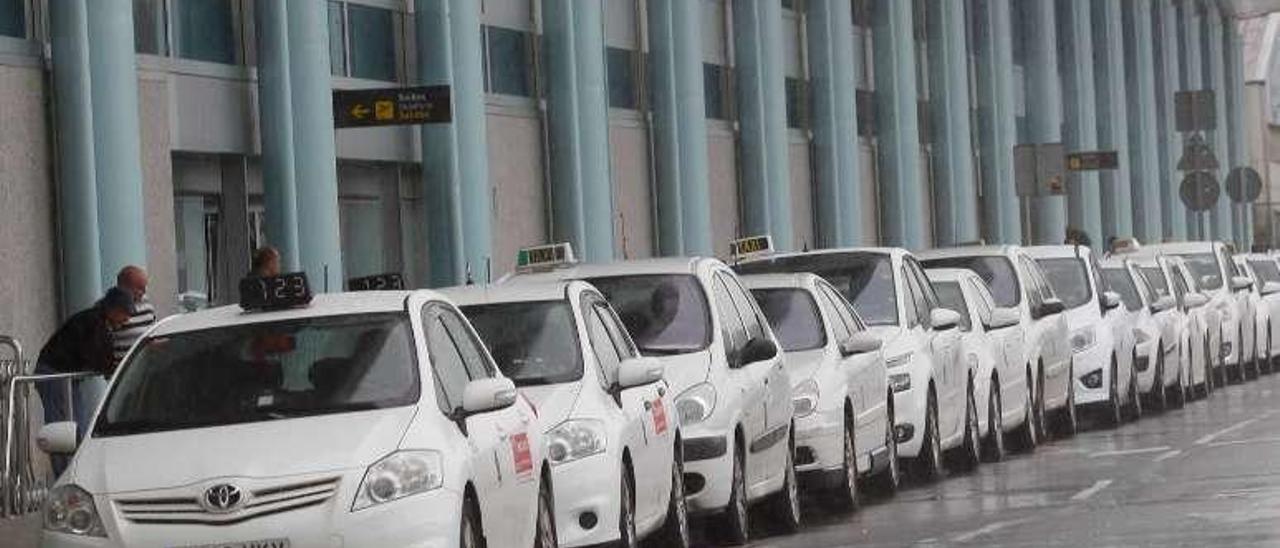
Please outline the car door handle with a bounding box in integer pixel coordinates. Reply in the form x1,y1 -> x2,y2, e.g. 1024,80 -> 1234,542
658,386 -> 666,397
644,401 -> 653,411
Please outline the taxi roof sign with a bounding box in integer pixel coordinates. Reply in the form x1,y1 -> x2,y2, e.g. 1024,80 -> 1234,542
239,272 -> 313,311
729,235 -> 774,261
516,243 -> 577,272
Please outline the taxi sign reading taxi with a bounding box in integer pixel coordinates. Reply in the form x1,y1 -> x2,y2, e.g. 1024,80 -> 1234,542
1066,151 -> 1119,172
516,243 -> 577,271
333,85 -> 452,128
729,235 -> 774,259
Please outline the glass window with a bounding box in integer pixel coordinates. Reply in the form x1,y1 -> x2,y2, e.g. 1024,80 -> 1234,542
173,0 -> 236,64
822,284 -> 866,332
852,0 -> 871,27
607,46 -> 638,109
921,256 -> 1022,307
724,275 -> 766,340
584,306 -> 623,387
1141,266 -> 1170,298
339,198 -> 385,279
782,0 -> 795,10
485,26 -> 533,97
752,288 -> 826,352
933,282 -> 972,331
347,4 -> 397,81
785,77 -> 808,129
737,253 -> 899,326
133,0 -> 167,54
900,267 -> 920,327
814,288 -> 853,342
588,274 -> 712,355
462,301 -> 582,386
966,279 -> 994,325
1102,268 -> 1142,312
1179,252 -> 1224,290
439,308 -> 495,380
1036,257 -> 1093,309
328,2 -> 347,76
97,313 -> 420,436
1250,259 -> 1280,283
0,0 -> 22,38
712,277 -> 748,351
594,301 -> 637,360
704,63 -> 729,120
425,313 -> 471,415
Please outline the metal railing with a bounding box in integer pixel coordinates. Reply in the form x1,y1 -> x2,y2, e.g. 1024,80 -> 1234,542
0,336 -> 97,519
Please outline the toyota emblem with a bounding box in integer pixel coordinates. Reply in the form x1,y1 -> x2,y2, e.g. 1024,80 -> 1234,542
202,483 -> 245,513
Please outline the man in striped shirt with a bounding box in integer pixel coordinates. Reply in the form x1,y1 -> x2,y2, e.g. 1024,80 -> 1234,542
112,265 -> 156,367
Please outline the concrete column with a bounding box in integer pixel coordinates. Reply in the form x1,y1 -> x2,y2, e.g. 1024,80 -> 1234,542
215,156 -> 251,306
49,0 -> 102,313
1122,0 -> 1163,242
286,1 -> 344,291
254,0 -> 300,272
1059,0 -> 1103,244
733,0 -> 792,250
1226,17 -> 1251,248
974,0 -> 1020,244
1180,0 -> 1205,238
543,0 -> 615,262
1206,8 -> 1233,242
873,0 -> 925,249
1024,0 -> 1066,244
926,0 -> 978,246
86,0 -> 147,286
417,0 -> 493,284
806,0 -> 861,248
1154,0 -> 1187,239
1093,0 -> 1132,241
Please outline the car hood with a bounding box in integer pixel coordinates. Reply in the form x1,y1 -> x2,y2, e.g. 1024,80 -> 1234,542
72,407 -> 418,495
783,348 -> 827,386
519,383 -> 582,430
651,350 -> 712,396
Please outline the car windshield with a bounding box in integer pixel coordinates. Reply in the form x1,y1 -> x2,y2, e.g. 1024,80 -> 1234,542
463,301 -> 582,386
751,288 -> 826,352
95,313 -> 418,437
587,274 -> 711,355
920,256 -> 1021,308
737,254 -> 898,326
1178,252 -> 1223,290
1249,259 -> 1280,284
1140,266 -> 1170,298
931,282 -> 972,331
1102,268 -> 1142,312
1036,257 -> 1093,309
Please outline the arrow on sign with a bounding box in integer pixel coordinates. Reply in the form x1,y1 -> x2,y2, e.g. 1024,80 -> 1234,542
350,104 -> 371,119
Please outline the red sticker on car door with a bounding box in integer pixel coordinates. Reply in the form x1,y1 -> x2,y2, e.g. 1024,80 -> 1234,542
511,432 -> 534,479
652,398 -> 668,434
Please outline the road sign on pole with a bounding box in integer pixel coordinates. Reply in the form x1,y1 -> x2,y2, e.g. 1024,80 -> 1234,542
333,85 -> 452,128
1225,167 -> 1263,203
1175,90 -> 1216,132
1180,171 -> 1220,212
1065,151 -> 1119,171
1176,133 -> 1219,171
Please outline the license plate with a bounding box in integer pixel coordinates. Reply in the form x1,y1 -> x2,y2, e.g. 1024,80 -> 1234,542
172,540 -> 290,548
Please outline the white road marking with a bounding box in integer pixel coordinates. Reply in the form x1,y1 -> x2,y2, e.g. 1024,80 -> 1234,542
1207,436 -> 1280,448
951,518 -> 1033,543
1195,418 -> 1258,445
1153,449 -> 1183,462
1070,479 -> 1114,501
1089,446 -> 1172,458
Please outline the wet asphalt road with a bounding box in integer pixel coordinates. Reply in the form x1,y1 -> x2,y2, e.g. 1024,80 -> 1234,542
743,372 -> 1280,548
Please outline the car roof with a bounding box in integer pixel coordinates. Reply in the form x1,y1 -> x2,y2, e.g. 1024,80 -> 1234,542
923,268 -> 974,282
149,291 -> 430,336
736,246 -> 905,267
507,256 -> 710,283
1024,244 -> 1092,259
1098,256 -> 1131,268
1142,241 -> 1220,254
738,272 -> 822,291
1241,253 -> 1276,261
916,244 -> 1020,260
438,280 -> 581,307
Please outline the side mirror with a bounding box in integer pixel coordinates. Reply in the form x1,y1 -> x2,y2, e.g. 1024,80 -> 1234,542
1263,282 -> 1280,296
37,422 -> 78,455
1231,276 -> 1254,292
737,337 -> 778,366
1184,293 -> 1209,309
1101,291 -> 1122,311
461,378 -> 518,415
617,357 -> 664,389
1040,298 -> 1066,316
929,308 -> 962,331
839,331 -> 882,356
1150,295 -> 1176,313
985,307 -> 1021,330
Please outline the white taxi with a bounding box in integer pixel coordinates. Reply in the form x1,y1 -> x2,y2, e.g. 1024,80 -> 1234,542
740,272 -> 898,507
1129,254 -> 1207,404
926,268 -> 1029,463
510,244 -> 799,544
1026,245 -> 1139,426
735,246 -> 969,481
443,280 -> 687,548
1099,256 -> 1183,411
1240,253 -> 1280,374
39,274 -> 555,548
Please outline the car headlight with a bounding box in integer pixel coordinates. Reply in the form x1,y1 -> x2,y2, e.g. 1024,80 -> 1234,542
792,379 -> 820,418
889,372 -> 912,393
546,419 -> 607,465
353,450 -> 444,511
43,484 -> 106,537
1071,327 -> 1096,353
885,351 -> 913,369
675,382 -> 717,426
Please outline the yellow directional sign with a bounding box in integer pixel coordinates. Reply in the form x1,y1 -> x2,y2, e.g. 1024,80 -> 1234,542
333,85 -> 452,128
350,104 -> 371,119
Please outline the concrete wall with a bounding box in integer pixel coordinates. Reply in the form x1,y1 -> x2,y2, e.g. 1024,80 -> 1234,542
138,70 -> 178,317
610,116 -> 654,259
789,135 -> 814,249
708,123 -> 739,258
487,107 -> 547,279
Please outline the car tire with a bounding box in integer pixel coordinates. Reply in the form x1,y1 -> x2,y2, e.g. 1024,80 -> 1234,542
1033,367 -> 1049,441
832,417 -> 860,512
460,496 -> 482,548
867,395 -> 900,496
982,379 -> 1005,463
1263,324 -> 1273,375
1126,353 -> 1143,421
911,388 -> 945,482
655,445 -> 690,548
768,428 -> 802,535
1012,369 -> 1038,452
947,378 -> 981,472
1053,364 -> 1077,439
1203,338 -> 1216,398
714,441 -> 750,546
535,476 -> 558,548
1105,358 -> 1123,427
1170,351 -> 1186,409
1152,346 -> 1169,412
614,467 -> 638,548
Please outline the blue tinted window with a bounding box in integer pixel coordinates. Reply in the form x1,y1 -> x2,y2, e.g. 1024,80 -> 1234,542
328,2 -> 347,75
348,4 -> 396,81
704,63 -> 728,120
0,0 -> 23,38
606,47 -> 637,109
785,77 -> 807,129
133,0 -> 168,54
486,26 -> 532,97
174,0 -> 235,64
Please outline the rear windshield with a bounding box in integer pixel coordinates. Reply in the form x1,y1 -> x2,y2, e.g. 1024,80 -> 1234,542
751,288 -> 826,352
1036,257 -> 1093,309
96,313 -> 418,437
920,256 -> 1021,308
737,254 -> 898,326
588,274 -> 711,355
1102,268 -> 1142,312
1178,253 -> 1223,290
463,301 -> 582,386
931,282 -> 972,331
1248,259 -> 1280,283
1141,266 -> 1170,298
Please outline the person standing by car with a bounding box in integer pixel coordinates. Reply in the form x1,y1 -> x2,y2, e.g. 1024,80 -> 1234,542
111,266 -> 155,368
250,246 -> 282,278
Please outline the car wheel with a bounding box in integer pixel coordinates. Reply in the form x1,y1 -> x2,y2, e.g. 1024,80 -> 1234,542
1152,347 -> 1169,412
1264,324 -> 1273,375
656,445 -> 690,548
867,395 -> 900,495
983,379 -> 1005,463
1013,369 -> 1038,452
1126,353 -> 1143,421
1105,358 -> 1123,427
912,389 -> 945,482
768,429 -> 802,534
948,379 -> 981,472
1204,338 -> 1216,398
715,441 -> 749,545
1054,363 -> 1078,439
535,476 -> 558,548
1171,350 -> 1187,409
1033,367 -> 1049,441
615,467 -> 637,548
833,417 -> 860,512
460,497 -> 482,548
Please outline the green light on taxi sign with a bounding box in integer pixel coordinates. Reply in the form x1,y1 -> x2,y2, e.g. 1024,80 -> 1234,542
516,243 -> 577,271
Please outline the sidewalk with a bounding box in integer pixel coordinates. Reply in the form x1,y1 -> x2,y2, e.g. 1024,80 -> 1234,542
1,514 -> 40,547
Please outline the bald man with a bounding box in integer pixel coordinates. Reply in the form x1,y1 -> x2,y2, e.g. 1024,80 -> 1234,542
112,265 -> 156,366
